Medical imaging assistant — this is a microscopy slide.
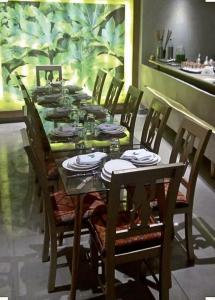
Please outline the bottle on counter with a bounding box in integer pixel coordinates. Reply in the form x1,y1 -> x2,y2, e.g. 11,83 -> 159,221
204,56 -> 209,66
167,38 -> 174,59
196,53 -> 201,65
156,40 -> 164,60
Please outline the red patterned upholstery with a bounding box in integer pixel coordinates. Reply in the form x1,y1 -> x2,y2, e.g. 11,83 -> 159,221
164,182 -> 188,208
46,160 -> 59,180
51,191 -> 103,226
88,205 -> 161,256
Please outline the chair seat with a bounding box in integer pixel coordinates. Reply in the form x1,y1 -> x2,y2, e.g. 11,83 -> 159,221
164,183 -> 188,208
88,205 -> 161,256
52,191 -> 103,226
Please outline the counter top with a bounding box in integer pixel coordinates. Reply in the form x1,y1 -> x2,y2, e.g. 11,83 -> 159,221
148,59 -> 215,95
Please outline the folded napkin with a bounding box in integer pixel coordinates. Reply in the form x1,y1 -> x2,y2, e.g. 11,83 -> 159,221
76,152 -> 107,165
65,85 -> 83,94
83,105 -> 106,119
72,93 -> 91,100
43,93 -> 62,100
50,126 -> 79,137
121,149 -> 154,161
37,95 -> 61,106
98,123 -> 121,131
45,108 -> 71,120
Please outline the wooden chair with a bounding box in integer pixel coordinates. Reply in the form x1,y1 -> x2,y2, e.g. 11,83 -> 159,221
15,72 -> 51,153
120,85 -> 143,144
92,69 -> 107,104
140,98 -> 171,153
88,163 -> 184,299
36,65 -> 62,86
168,117 -> 212,262
21,128 -> 102,292
103,77 -> 124,115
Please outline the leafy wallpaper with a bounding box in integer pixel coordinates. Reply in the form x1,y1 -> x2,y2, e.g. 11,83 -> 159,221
0,1 -> 125,109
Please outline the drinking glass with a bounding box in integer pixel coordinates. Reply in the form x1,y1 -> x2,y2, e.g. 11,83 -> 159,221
110,138 -> 120,153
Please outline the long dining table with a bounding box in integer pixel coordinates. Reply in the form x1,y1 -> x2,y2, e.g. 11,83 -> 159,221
32,84 -> 131,299
32,83 -> 161,299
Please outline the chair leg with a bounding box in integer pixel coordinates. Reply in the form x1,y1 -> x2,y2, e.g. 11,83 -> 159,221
42,213 -> 50,262
185,212 -> 195,263
159,257 -> 170,300
105,260 -> 116,300
48,235 -> 58,293
90,236 -> 99,275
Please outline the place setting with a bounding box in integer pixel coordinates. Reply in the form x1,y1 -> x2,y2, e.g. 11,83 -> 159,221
49,125 -> 81,142
62,152 -> 107,174
44,107 -> 72,122
120,148 -> 161,166
101,159 -> 136,182
37,93 -> 63,107
81,104 -> 107,120
96,122 -> 126,139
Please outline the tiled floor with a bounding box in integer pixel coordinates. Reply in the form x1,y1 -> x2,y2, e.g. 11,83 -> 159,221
0,120 -> 215,300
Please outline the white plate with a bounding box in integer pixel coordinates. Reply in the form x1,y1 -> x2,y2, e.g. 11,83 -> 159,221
101,172 -> 111,182
104,159 -> 136,175
62,157 -> 99,172
180,67 -> 202,74
102,129 -> 125,135
102,167 -> 111,178
98,123 -> 124,131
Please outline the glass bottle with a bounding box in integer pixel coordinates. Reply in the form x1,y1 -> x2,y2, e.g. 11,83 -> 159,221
156,40 -> 164,60
167,39 -> 174,59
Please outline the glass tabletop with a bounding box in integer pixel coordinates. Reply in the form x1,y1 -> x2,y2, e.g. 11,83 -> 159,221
57,145 -> 162,196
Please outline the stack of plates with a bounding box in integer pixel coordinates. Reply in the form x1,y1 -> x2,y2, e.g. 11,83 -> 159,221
45,107 -> 71,121
101,159 -> 136,182
121,149 -> 161,166
50,126 -> 79,139
97,123 -> 125,135
62,152 -> 107,172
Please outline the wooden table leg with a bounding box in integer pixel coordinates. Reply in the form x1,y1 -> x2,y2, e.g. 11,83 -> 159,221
69,195 -> 84,300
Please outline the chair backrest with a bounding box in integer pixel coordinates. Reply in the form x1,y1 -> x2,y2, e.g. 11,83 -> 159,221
92,69 -> 107,104
16,73 -> 51,153
15,72 -> 33,107
104,77 -> 124,115
169,117 -> 212,208
140,98 -> 171,153
106,163 -> 184,263
36,65 -> 62,86
21,128 -> 57,229
120,85 -> 143,144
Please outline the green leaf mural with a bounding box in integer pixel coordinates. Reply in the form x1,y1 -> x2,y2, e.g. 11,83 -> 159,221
0,1 -> 125,109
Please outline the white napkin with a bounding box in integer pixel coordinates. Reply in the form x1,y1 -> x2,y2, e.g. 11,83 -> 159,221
76,152 -> 107,165
121,149 -> 154,161
98,123 -> 120,131
52,126 -> 79,136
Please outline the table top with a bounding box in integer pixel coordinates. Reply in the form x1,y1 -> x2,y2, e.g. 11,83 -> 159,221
33,85 -> 160,197
57,145 -> 162,196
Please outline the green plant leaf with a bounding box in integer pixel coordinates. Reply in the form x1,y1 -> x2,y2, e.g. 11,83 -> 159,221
96,53 -> 122,69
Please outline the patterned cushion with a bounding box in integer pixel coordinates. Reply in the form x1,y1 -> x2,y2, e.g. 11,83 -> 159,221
51,191 -> 103,226
164,182 -> 188,208
127,183 -> 188,210
46,160 -> 59,180
88,205 -> 161,256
